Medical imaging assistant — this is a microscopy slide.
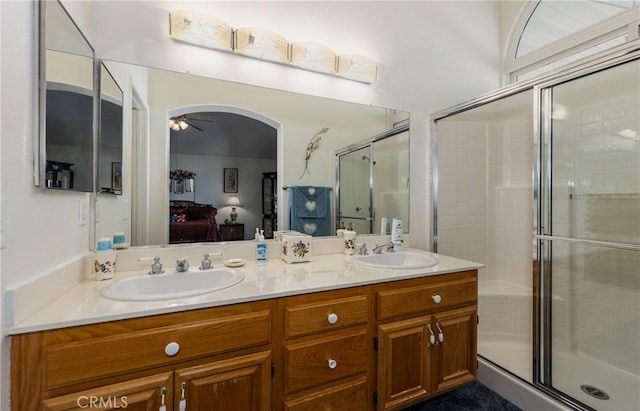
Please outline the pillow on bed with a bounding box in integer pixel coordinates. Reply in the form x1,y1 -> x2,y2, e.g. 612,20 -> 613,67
188,206 -> 217,220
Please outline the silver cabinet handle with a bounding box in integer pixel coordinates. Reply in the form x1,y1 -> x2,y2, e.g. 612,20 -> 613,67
328,359 -> 338,369
179,382 -> 187,411
327,313 -> 339,325
436,322 -> 444,343
432,294 -> 442,304
427,324 -> 436,346
159,387 -> 167,411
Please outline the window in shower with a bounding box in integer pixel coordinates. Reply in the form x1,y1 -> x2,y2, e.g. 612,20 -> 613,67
539,57 -> 640,411
433,89 -> 535,383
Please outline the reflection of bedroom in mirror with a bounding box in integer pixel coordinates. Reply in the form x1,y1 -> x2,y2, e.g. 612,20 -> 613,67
168,111 -> 277,243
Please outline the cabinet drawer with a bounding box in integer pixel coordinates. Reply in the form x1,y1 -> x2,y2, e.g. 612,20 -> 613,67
284,376 -> 368,411
378,277 -> 476,320
285,295 -> 368,338
284,328 -> 368,394
45,310 -> 271,388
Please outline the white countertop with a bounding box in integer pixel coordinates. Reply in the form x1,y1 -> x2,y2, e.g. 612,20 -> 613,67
9,249 -> 482,335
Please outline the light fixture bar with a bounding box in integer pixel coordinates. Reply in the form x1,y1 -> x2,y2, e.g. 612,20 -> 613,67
168,10 -> 377,84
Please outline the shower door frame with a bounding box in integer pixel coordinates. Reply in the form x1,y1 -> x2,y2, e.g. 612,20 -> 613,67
535,50 -> 640,410
431,41 -> 640,411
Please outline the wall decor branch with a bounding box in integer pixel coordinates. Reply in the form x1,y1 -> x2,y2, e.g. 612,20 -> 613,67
169,10 -> 377,84
299,127 -> 329,180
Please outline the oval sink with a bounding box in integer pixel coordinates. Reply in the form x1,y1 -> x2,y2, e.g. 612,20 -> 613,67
101,269 -> 244,301
354,251 -> 439,269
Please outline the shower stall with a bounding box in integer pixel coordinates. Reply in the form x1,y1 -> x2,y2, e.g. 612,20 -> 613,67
336,124 -> 409,234
432,50 -> 639,411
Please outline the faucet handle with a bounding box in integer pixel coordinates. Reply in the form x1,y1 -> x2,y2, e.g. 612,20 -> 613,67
140,256 -> 164,275
200,253 -> 213,270
175,258 -> 189,273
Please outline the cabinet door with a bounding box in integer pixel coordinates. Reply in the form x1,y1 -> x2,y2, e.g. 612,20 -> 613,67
41,372 -> 172,411
431,306 -> 477,394
175,351 -> 271,411
377,315 -> 432,411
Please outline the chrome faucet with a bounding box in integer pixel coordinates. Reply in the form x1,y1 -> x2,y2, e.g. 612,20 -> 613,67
372,241 -> 395,254
175,258 -> 190,273
357,243 -> 368,255
147,256 -> 164,275
199,253 -> 213,270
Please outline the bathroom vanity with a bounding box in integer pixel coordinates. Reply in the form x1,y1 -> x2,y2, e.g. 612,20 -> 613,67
10,250 -> 480,411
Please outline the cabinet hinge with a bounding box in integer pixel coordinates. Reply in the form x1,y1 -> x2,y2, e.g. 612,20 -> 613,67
373,336 -> 378,350
477,315 -> 480,324
373,390 -> 378,405
271,362 -> 275,379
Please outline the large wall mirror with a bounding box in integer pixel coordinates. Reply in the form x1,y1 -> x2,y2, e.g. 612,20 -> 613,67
37,0 -> 95,192
97,63 -> 123,195
98,60 -> 410,247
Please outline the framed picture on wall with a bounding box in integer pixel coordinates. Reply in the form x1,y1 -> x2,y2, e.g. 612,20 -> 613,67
111,162 -> 122,191
224,168 -> 238,193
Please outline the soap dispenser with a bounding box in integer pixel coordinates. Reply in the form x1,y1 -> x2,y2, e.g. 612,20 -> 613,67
256,230 -> 268,262
254,227 -> 260,240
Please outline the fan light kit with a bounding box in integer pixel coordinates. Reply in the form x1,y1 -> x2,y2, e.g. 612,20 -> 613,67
169,10 -> 377,84
169,116 -> 189,131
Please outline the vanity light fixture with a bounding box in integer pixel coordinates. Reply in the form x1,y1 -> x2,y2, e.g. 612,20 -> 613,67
337,54 -> 378,84
235,27 -> 289,63
169,10 -> 233,52
290,42 -> 337,74
168,10 -> 377,84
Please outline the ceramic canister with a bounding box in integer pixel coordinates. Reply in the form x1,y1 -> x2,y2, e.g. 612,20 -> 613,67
344,230 -> 357,255
94,251 -> 116,281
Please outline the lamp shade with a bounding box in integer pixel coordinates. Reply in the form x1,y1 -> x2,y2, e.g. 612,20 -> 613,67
227,196 -> 242,207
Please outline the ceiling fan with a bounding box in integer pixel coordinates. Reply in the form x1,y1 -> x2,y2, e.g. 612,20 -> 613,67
168,115 -> 212,132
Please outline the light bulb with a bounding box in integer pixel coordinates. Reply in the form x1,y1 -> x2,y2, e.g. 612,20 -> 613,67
169,118 -> 176,128
179,120 -> 189,130
172,123 -> 181,131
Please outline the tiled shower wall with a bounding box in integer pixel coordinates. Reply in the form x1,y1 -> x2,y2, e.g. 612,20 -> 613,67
550,86 -> 640,375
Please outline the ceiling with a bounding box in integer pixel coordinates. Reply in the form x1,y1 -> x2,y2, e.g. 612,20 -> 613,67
170,111 -> 277,160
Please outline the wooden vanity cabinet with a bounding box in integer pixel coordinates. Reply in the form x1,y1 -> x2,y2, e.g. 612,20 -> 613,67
11,269 -> 477,411
278,287 -> 372,411
11,300 -> 273,411
375,270 -> 478,410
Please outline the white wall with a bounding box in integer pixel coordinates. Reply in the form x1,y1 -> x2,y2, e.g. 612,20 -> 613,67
0,1 -> 503,408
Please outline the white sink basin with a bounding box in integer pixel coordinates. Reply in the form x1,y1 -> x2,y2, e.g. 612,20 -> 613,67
101,269 -> 244,301
354,251 -> 439,269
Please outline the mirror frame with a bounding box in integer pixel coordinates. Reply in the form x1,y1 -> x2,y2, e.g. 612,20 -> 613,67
36,0 -> 96,192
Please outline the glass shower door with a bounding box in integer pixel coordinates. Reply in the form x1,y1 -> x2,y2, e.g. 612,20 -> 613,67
540,58 -> 640,411
337,145 -> 373,234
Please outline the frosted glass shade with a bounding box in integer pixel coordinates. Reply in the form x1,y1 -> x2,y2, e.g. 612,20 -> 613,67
235,27 -> 289,63
290,42 -> 336,74
169,10 -> 233,52
337,54 -> 378,84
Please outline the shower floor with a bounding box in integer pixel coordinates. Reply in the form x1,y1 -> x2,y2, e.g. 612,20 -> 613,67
552,349 -> 640,411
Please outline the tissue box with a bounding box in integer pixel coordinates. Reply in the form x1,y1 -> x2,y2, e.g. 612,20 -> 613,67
274,230 -> 302,241
281,233 -> 312,264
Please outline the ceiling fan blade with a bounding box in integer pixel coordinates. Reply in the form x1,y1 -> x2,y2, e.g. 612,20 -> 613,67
186,121 -> 204,132
187,116 -> 218,123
